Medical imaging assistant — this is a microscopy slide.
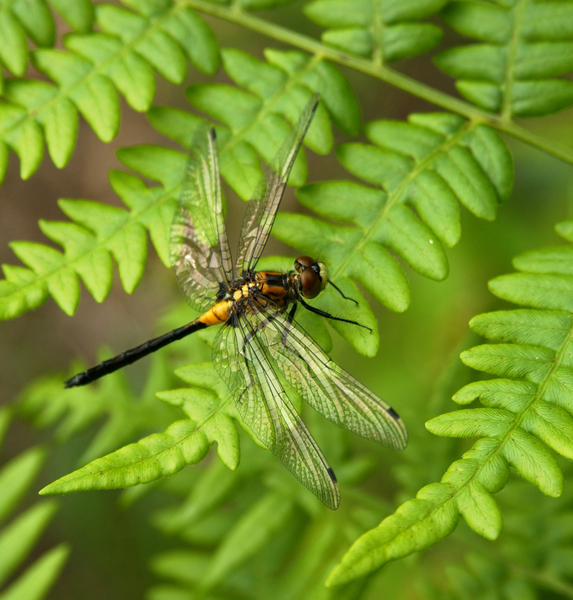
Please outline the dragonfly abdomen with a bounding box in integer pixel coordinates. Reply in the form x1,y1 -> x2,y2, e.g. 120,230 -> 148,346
64,318 -> 209,388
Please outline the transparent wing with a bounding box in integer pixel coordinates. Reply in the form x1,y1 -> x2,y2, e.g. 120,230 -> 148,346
212,312 -> 340,510
251,308 -> 408,450
235,95 -> 319,276
170,127 -> 234,313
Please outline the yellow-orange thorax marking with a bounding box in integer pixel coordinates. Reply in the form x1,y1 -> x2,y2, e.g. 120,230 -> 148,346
257,271 -> 288,306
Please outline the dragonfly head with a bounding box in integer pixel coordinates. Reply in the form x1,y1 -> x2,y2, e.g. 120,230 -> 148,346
294,255 -> 328,299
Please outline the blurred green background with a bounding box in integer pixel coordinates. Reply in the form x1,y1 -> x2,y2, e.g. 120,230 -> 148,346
1,3 -> 572,599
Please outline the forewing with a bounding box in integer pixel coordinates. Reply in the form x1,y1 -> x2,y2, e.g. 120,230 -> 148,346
212,314 -> 340,509
253,309 -> 408,450
170,127 -> 233,312
235,95 -> 319,276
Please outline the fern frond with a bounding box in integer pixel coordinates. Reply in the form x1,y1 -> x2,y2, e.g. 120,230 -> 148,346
39,361 -> 238,495
271,113 -> 512,353
140,414 -> 385,598
152,47 -> 359,197
0,0 -> 218,182
327,218 -> 573,586
421,480 -> 573,600
434,0 -> 573,116
18,348 -> 179,465
0,407 -> 69,599
0,48 -> 353,325
303,0 -> 445,62
39,342 -> 394,598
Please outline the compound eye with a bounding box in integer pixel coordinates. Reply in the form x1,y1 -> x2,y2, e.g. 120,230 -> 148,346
294,255 -> 315,273
300,268 -> 322,299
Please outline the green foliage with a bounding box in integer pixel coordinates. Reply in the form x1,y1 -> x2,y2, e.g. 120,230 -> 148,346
0,408 -> 68,600
154,47 -> 359,196
18,350 -> 177,464
271,113 -> 512,353
435,0 -> 573,116
2,1 -> 573,598
304,0 -> 446,61
0,0 -> 218,181
417,478 -> 573,600
0,98 -> 513,357
40,361 -> 239,495
132,408 -> 387,599
328,219 -> 573,586
0,48 -> 359,334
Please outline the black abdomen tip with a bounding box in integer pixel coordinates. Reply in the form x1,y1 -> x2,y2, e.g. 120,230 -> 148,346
64,373 -> 85,388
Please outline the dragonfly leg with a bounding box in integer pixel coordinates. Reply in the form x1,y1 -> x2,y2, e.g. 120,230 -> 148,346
299,298 -> 372,332
328,280 -> 358,306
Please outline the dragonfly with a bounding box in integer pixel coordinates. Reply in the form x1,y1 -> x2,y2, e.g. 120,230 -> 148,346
65,95 -> 407,509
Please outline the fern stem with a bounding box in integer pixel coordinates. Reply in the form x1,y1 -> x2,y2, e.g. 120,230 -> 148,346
500,0 -> 527,122
183,0 -> 573,167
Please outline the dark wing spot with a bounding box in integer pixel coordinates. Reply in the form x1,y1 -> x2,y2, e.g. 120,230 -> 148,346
386,407 -> 400,420
327,467 -> 337,483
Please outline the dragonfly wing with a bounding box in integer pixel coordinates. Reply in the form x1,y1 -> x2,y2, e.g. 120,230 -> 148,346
235,95 -> 319,276
171,127 -> 234,313
253,309 -> 408,451
212,315 -> 340,510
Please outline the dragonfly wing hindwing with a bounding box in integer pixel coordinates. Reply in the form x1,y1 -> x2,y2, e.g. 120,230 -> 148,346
171,127 -> 234,312
254,310 -> 408,451
212,316 -> 340,510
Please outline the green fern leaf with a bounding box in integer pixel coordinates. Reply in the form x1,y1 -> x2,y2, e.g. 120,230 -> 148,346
0,48 -> 355,322
304,0 -> 445,61
240,0 -> 299,8
2,79 -> 78,171
151,461 -> 239,534
0,446 -> 47,524
435,0 -> 573,116
18,349 -> 178,465
0,1 -> 218,183
39,362 -> 237,495
327,217 -> 573,586
264,48 -> 360,136
173,48 -> 356,197
0,157 -> 180,319
39,420 -> 213,494
145,404 -> 391,597
271,113 -> 512,352
426,481 -> 573,600
198,492 -> 295,592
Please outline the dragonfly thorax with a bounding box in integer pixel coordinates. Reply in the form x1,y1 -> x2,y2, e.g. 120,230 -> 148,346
294,256 -> 328,299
